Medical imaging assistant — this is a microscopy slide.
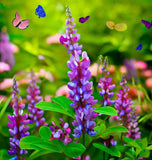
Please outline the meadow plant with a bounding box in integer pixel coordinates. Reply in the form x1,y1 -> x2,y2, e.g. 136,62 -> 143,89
27,71 -> 48,128
7,79 -> 30,160
49,118 -> 72,145
115,74 -> 133,129
60,7 -> 97,138
5,7 -> 152,160
98,57 -> 115,106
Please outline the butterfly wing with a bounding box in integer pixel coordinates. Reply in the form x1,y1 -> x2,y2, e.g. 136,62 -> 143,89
106,21 -> 115,30
114,23 -> 127,31
35,5 -> 46,18
79,17 -> 85,23
84,16 -> 90,22
136,44 -> 142,50
12,12 -> 21,27
141,20 -> 151,28
18,20 -> 29,30
79,16 -> 90,23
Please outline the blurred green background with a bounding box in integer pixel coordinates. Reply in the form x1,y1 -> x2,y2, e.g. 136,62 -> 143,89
0,0 -> 152,159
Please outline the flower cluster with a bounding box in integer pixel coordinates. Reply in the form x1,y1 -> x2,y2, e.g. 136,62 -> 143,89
127,109 -> 141,139
60,7 -> 82,55
27,71 -> 48,128
7,79 -> 30,159
60,7 -> 97,138
115,74 -> 133,129
98,57 -> 115,106
49,118 -> 72,145
103,136 -> 117,147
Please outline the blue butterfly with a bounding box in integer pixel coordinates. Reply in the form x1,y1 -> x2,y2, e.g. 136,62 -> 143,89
136,44 -> 142,50
35,5 -> 46,18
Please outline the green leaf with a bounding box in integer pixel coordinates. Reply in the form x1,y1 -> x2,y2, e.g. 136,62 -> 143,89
27,150 -> 53,160
64,143 -> 86,158
146,145 -> 152,150
35,96 -> 75,118
140,138 -> 148,149
93,143 -> 121,157
20,136 -> 62,153
101,126 -> 128,138
121,158 -> 130,160
94,107 -> 117,116
0,149 -> 11,160
94,122 -> 106,137
39,126 -> 51,140
0,96 -> 11,120
139,150 -> 150,158
123,137 -> 141,149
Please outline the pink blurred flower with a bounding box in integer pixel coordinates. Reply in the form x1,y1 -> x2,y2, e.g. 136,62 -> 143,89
37,69 -> 54,82
135,61 -> 147,70
140,70 -> 152,78
0,95 -> 7,101
0,62 -> 10,73
88,63 -> 102,76
119,65 -> 127,73
145,78 -> 152,89
44,95 -> 52,102
56,85 -> 69,97
10,43 -> 19,53
0,78 -> 13,90
135,105 -> 142,114
18,78 -> 31,85
46,33 -> 61,44
109,65 -> 115,74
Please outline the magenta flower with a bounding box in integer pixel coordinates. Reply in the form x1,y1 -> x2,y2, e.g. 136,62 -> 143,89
115,74 -> 133,129
27,71 -> 47,128
49,118 -> 72,145
60,7 -> 97,138
7,79 -> 30,159
98,57 -> 115,106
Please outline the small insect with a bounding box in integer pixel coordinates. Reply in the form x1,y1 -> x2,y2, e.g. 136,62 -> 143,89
141,19 -> 152,29
106,21 -> 127,31
136,44 -> 142,50
79,16 -> 90,23
35,5 -> 46,18
12,12 -> 29,30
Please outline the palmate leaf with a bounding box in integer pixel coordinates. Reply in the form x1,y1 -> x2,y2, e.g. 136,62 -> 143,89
27,150 -> 53,160
64,143 -> 86,158
39,126 -> 51,140
20,136 -> 63,153
100,126 -> 128,139
93,143 -> 121,157
94,106 -> 117,116
35,96 -> 75,118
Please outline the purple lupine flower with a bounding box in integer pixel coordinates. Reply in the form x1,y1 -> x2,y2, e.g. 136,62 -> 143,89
115,74 -> 133,129
49,118 -> 72,145
7,79 -> 30,159
60,7 -> 97,138
0,28 -> 16,68
98,57 -> 115,106
27,71 -> 48,129
103,136 -> 117,147
124,59 -> 138,84
126,109 -> 141,139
